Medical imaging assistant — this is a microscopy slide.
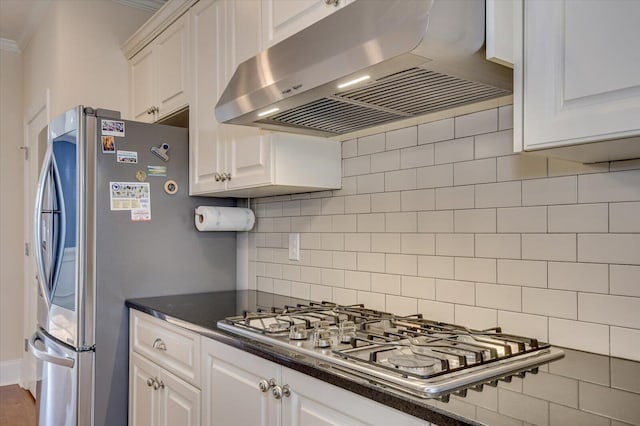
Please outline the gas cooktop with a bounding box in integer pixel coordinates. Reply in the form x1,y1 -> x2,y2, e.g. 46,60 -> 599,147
217,301 -> 564,399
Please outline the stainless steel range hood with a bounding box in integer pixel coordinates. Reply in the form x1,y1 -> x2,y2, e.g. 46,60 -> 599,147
215,0 -> 513,137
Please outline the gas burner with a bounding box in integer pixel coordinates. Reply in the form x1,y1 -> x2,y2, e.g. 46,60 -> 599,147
389,356 -> 437,375
218,301 -> 564,399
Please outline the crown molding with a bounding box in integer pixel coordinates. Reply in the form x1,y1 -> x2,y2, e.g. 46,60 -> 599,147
112,0 -> 166,13
121,0 -> 197,59
0,38 -> 21,53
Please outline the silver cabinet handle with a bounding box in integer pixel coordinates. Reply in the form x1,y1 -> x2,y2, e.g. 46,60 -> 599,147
224,172 -> 232,181
152,377 -> 164,390
152,338 -> 167,351
272,384 -> 290,400
146,106 -> 158,115
258,378 -> 276,393
214,173 -> 221,182
147,378 -> 155,387
325,0 -> 339,6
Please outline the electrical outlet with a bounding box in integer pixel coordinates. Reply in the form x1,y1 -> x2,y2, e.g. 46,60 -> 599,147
288,233 -> 300,261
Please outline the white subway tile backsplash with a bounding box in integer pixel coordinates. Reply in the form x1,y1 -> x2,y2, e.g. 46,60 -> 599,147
476,234 -> 521,259
548,262 -> 609,293
522,234 -> 576,262
523,176 -> 577,206
436,279 -> 475,305
436,185 -> 475,210
523,372 -> 579,409
549,318 -> 609,355
435,137 -> 474,164
498,311 -> 548,342
498,105 -> 514,130
401,189 -> 435,211
357,252 -> 386,273
386,254 -> 418,275
579,293 -> 640,329
249,104 -> 640,359
356,291 -> 385,311
454,158 -> 497,185
418,118 -> 454,145
497,259 -> 547,288
357,213 -> 385,232
610,202 -> 640,232
344,194 -> 371,214
417,163 -> 454,188
344,233 -> 370,252
579,170 -> 640,203
455,257 -> 497,283
386,126 -> 417,150
418,255 -> 455,279
401,234 -> 435,255
579,380 -> 640,424
475,181 -> 522,208
455,305 -> 497,330
498,389 -> 549,425
343,156 -> 370,177
357,132 -> 385,155
475,130 -> 514,159
386,212 -> 417,233
610,327 -> 640,361
370,150 -> 400,173
385,169 -> 417,191
579,234 -> 640,265
523,288 -> 577,319
436,233 -> 475,257
455,109 -> 498,138
400,144 -> 435,169
401,276 -> 436,300
371,233 -> 400,253
418,299 -> 455,323
497,154 -> 547,182
371,273 -> 401,294
418,210 -> 454,233
610,265 -> 640,297
548,203 -> 609,233
344,270 -> 370,291
356,173 -> 385,194
371,192 -> 400,213
454,208 -> 497,233
476,283 -> 521,311
497,206 -> 547,233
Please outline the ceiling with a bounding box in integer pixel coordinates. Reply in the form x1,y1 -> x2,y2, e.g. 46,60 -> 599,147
0,0 -> 166,52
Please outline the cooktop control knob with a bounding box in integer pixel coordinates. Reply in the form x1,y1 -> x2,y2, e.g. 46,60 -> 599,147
289,323 -> 308,340
313,321 -> 332,348
338,321 -> 356,344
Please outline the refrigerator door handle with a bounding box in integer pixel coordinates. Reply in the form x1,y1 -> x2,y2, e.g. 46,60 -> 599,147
34,148 -> 53,308
49,154 -> 67,299
28,331 -> 75,369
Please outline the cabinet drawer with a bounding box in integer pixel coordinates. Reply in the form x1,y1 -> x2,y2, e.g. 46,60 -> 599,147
130,310 -> 200,387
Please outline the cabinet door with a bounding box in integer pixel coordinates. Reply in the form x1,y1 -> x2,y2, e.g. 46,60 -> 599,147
129,353 -> 158,426
155,13 -> 189,120
130,46 -> 155,123
189,0 -> 227,194
261,0 -> 349,48
523,0 -> 640,150
281,368 -> 425,426
201,338 -> 280,426
158,369 -> 200,426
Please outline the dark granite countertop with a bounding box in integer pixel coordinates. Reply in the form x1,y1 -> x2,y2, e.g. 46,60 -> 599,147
126,290 -> 640,426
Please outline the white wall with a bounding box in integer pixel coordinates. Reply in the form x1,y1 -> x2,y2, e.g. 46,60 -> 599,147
0,50 -> 25,368
248,102 -> 640,363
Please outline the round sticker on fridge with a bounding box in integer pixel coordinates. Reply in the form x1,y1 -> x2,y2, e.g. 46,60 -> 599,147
164,180 -> 178,195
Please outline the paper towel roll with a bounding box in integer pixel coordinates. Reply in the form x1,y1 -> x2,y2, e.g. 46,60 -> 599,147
195,206 -> 255,231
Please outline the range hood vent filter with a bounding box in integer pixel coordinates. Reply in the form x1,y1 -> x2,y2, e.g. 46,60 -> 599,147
259,68 -> 510,135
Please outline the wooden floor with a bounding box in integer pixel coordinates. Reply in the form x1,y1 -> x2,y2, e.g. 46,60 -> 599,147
0,385 -> 36,426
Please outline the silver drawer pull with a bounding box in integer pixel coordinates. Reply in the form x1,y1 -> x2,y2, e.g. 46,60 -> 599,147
152,338 -> 167,351
258,378 -> 276,393
152,377 -> 165,390
147,377 -> 155,387
272,384 -> 290,400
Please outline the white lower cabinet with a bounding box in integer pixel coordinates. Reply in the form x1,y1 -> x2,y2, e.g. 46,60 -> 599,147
201,337 -> 426,426
130,352 -> 200,426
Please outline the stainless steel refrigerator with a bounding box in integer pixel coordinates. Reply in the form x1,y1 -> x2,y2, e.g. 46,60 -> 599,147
28,106 -> 236,426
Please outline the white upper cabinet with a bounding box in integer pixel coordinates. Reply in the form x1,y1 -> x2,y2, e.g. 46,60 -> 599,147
128,12 -> 189,123
261,0 -> 351,48
515,0 -> 640,162
486,0 -> 514,67
189,0 -> 342,197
